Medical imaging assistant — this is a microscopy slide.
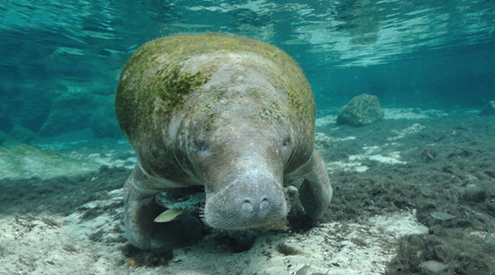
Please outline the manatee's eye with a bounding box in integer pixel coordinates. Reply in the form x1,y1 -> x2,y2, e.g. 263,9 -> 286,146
283,138 -> 289,148
197,141 -> 207,153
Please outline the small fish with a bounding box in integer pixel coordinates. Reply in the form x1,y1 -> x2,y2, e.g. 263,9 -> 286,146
154,207 -> 188,223
419,260 -> 451,274
430,212 -> 456,221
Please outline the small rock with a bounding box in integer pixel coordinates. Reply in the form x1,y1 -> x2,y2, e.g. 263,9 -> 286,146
276,242 -> 304,256
480,100 -> 495,116
314,132 -> 338,151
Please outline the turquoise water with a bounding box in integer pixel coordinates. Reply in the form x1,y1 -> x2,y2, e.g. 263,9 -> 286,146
1,0 -> 494,135
1,1 -> 495,274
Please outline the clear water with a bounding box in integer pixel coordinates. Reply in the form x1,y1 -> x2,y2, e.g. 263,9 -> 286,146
1,0 -> 494,134
1,1 -> 495,274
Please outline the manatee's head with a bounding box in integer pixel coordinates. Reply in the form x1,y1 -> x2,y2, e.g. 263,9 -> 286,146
184,109 -> 294,230
202,160 -> 287,229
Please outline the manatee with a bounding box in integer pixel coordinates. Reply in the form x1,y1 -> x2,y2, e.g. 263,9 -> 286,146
115,34 -> 332,250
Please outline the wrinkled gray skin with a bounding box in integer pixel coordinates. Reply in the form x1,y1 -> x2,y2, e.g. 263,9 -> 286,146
116,35 -> 332,250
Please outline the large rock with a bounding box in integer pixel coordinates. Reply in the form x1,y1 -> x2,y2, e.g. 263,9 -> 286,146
10,124 -> 35,144
337,94 -> 384,127
39,92 -> 115,137
89,97 -> 122,139
0,143 -> 100,180
0,130 -> 6,145
0,84 -> 66,133
39,91 -> 99,137
480,100 -> 495,116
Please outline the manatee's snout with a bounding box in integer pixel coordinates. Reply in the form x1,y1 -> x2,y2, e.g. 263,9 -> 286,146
204,171 -> 287,229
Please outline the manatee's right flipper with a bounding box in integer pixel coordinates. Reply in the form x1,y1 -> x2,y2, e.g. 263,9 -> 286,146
290,149 -> 332,219
124,165 -> 203,250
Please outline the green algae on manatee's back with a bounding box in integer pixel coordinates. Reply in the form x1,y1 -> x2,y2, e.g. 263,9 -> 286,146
114,34 -> 315,143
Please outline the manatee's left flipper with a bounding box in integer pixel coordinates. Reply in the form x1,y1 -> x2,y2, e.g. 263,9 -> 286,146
290,149 -> 332,219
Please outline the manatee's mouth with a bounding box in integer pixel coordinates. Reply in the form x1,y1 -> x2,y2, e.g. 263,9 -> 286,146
203,171 -> 287,229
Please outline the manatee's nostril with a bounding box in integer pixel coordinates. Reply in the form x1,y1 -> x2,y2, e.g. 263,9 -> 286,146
242,200 -> 253,212
260,199 -> 269,211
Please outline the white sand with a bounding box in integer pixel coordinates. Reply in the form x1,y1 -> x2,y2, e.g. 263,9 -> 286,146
1,108 -> 467,274
0,202 -> 427,275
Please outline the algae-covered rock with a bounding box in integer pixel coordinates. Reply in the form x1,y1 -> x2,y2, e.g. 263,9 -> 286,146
480,100 -> 495,116
0,143 -> 100,180
89,97 -> 122,139
10,124 -> 35,144
39,91 -> 100,137
0,130 -> 7,145
0,84 -> 65,133
337,94 -> 384,127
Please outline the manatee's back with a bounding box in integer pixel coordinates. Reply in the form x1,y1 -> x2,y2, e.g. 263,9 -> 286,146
114,35 -> 315,178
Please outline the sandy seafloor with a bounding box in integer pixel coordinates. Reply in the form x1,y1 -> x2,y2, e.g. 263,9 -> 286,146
0,107 -> 494,275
